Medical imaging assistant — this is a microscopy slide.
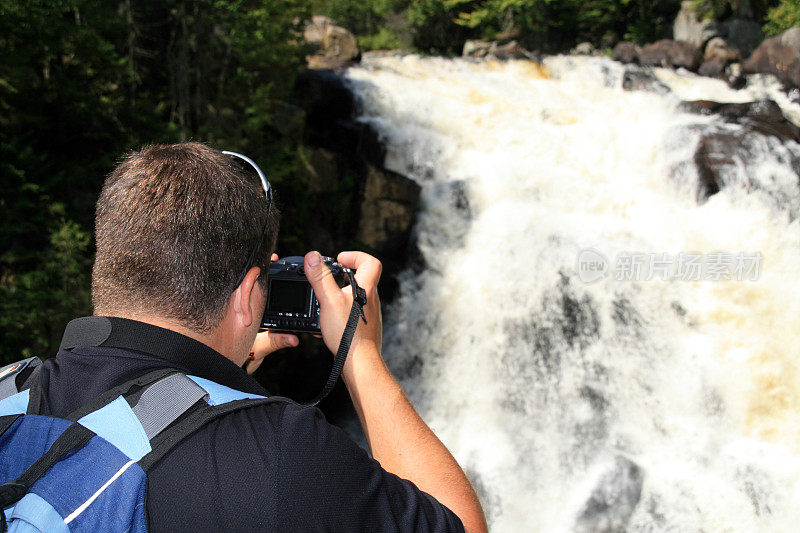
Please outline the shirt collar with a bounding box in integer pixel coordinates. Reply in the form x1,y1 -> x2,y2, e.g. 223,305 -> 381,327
60,316 -> 268,396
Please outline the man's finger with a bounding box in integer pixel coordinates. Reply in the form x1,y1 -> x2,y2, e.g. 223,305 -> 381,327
337,251 -> 382,288
304,251 -> 343,308
252,331 -> 298,358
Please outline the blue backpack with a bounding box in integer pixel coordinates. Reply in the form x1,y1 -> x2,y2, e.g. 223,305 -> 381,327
0,357 -> 273,532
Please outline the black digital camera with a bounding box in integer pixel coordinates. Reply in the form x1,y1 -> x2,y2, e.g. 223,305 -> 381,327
261,256 -> 348,333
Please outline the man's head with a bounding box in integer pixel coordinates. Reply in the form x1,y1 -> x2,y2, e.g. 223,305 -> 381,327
92,143 -> 279,334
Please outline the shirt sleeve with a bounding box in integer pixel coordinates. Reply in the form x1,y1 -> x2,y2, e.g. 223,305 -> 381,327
273,401 -> 465,532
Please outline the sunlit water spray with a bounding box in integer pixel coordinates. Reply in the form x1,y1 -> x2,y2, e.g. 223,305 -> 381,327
344,54 -> 800,531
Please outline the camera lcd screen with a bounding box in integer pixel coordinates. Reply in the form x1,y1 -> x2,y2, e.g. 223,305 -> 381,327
268,279 -> 308,315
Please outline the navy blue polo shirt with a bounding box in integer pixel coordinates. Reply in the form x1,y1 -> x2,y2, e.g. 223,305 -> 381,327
35,317 -> 463,532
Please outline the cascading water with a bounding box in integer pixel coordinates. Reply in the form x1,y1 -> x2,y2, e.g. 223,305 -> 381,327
344,54 -> 800,532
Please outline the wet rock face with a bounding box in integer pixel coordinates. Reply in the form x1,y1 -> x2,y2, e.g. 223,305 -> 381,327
294,63 -> 422,297
743,27 -> 800,89
357,165 -> 421,257
678,99 -> 800,209
621,68 -> 670,95
574,456 -> 644,533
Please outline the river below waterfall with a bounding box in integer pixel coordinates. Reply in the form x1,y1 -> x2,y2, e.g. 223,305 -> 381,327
343,54 -> 800,531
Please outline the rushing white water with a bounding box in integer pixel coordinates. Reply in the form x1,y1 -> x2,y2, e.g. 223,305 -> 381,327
344,54 -> 800,532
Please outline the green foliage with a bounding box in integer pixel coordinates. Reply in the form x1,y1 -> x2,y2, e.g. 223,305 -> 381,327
764,0 -> 800,35
0,0 -> 310,362
691,0 -> 735,21
692,0 -> 774,22
406,0 -> 679,54
359,26 -> 403,50
1,218 -> 92,364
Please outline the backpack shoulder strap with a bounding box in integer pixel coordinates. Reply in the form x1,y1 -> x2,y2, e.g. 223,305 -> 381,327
136,377 -> 295,472
137,395 -> 280,471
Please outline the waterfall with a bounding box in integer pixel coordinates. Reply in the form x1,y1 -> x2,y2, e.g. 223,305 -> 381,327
344,54 -> 800,531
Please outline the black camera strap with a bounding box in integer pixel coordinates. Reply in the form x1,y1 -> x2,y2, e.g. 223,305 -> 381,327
305,268 -> 367,406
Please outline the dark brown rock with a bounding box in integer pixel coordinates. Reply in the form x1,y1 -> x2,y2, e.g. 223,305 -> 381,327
693,131 -> 733,200
742,27 -> 800,89
357,165 -> 420,257
612,41 -> 639,64
639,39 -> 702,70
698,57 -> 729,78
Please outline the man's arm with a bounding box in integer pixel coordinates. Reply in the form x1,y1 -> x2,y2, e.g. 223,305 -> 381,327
304,251 -> 488,533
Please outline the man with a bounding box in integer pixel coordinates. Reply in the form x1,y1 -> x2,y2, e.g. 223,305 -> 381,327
37,143 -> 487,531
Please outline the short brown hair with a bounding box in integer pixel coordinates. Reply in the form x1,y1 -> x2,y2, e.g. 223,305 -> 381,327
92,142 -> 279,331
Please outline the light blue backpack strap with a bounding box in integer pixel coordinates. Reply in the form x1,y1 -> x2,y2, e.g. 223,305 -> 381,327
131,373 -> 209,439
77,373 -> 212,461
0,390 -> 30,416
0,358 -> 41,401
186,376 -> 267,405
79,397 -> 152,461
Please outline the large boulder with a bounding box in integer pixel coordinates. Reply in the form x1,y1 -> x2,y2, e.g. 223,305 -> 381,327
674,1 -> 720,47
699,37 -> 742,78
742,27 -> 800,89
304,16 -> 360,69
612,41 -> 639,64
639,39 -> 702,70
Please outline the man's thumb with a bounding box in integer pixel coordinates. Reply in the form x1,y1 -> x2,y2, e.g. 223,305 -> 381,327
304,251 -> 339,306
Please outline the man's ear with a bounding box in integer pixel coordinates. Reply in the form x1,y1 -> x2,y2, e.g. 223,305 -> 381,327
233,266 -> 262,328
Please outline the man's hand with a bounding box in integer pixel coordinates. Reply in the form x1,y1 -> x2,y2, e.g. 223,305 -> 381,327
303,251 -> 383,378
244,330 -> 298,374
